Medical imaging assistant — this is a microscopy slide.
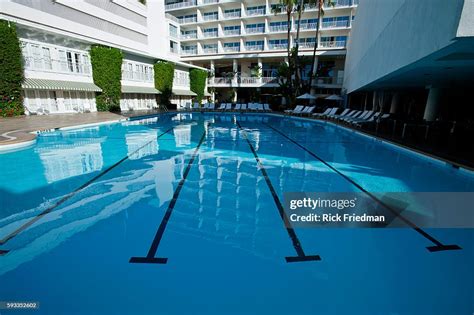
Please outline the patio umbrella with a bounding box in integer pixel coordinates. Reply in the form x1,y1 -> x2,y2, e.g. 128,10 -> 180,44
297,93 -> 317,100
325,94 -> 344,101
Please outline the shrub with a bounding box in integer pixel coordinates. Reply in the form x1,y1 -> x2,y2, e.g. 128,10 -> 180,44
190,69 -> 207,103
0,20 -> 24,117
154,61 -> 174,106
90,45 -> 123,111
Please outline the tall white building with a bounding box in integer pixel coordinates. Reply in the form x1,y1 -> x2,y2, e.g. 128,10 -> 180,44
164,0 -> 358,103
0,0 -> 202,114
343,0 -> 474,121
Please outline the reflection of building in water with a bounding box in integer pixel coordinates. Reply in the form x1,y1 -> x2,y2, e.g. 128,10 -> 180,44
173,125 -> 192,147
126,132 -> 158,160
36,142 -> 104,183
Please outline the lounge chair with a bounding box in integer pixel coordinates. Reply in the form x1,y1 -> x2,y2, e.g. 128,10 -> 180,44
313,107 -> 334,118
355,113 -> 390,127
345,110 -> 373,123
263,104 -> 272,112
225,103 -> 233,111
341,110 -> 366,122
285,105 -> 304,115
208,103 -> 215,110
302,106 -> 316,116
256,103 -> 264,111
217,103 -> 225,111
235,104 -> 241,111
241,104 -> 247,111
328,108 -> 350,119
192,103 -> 200,111
349,111 -> 377,125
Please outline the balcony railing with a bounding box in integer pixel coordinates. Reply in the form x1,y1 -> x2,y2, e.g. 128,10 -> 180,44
122,70 -> 154,82
223,46 -> 240,52
246,27 -> 265,34
209,77 -> 232,85
165,1 -> 196,10
23,56 -> 91,76
245,45 -> 264,51
181,33 -> 197,39
202,0 -> 218,4
261,77 -> 278,84
165,13 -> 179,23
179,17 -> 197,24
299,42 -> 315,49
319,40 -> 346,48
181,49 -> 198,55
300,23 -> 317,30
325,0 -> 352,7
246,8 -> 265,16
208,77 -> 278,86
203,31 -> 218,37
203,47 -> 218,54
223,29 -> 241,36
224,11 -> 241,18
322,20 -> 350,28
269,25 -> 288,32
203,14 -> 218,21
173,77 -> 190,87
268,43 -> 287,50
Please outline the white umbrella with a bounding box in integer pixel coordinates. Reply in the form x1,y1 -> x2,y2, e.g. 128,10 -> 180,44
297,93 -> 317,100
325,94 -> 344,101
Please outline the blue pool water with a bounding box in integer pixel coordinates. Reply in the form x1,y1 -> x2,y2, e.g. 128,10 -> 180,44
0,113 -> 473,314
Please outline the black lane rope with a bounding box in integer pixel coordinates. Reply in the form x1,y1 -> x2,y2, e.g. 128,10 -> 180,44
0,126 -> 177,253
236,121 -> 321,263
129,127 -> 208,264
263,123 -> 461,253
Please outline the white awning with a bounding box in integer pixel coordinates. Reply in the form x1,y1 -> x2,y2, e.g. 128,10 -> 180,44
122,85 -> 161,94
172,89 -> 197,96
22,78 -> 102,92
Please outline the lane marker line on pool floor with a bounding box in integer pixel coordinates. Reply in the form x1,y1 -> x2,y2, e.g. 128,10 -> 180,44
0,126 -> 177,251
130,126 -> 208,264
236,121 -> 321,263
262,123 -> 461,253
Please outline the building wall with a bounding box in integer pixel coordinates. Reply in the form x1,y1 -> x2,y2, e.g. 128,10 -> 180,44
343,0 -> 466,93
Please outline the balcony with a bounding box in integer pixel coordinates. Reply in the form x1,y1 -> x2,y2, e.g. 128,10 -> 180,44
322,20 -> 350,29
202,0 -> 218,3
268,43 -> 287,50
223,29 -> 241,36
173,77 -> 190,87
246,27 -> 265,34
181,49 -> 198,55
269,25 -> 288,33
202,14 -> 218,21
299,42 -> 315,49
299,23 -> 317,30
325,0 -> 352,7
319,40 -> 346,48
203,47 -> 218,54
179,16 -> 197,24
122,70 -> 153,83
181,33 -> 197,39
165,1 -> 196,10
245,45 -> 264,51
246,8 -> 266,16
224,11 -> 241,19
223,46 -> 240,52
23,56 -> 91,76
208,76 -> 278,87
203,31 -> 218,38
170,47 -> 179,54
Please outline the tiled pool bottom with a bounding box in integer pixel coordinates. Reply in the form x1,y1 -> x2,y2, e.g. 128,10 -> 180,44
0,113 -> 472,314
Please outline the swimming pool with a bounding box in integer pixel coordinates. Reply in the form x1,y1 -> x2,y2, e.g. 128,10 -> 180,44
0,113 -> 472,314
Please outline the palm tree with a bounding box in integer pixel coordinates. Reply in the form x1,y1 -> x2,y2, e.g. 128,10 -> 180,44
292,0 -> 305,94
308,0 -> 335,91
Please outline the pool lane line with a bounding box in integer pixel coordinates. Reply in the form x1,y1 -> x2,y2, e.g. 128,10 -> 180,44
236,121 -> 321,263
0,126 -> 176,249
130,127 -> 208,264
263,123 -> 461,253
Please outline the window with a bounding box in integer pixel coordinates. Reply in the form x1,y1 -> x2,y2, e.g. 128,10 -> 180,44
203,11 -> 218,20
223,42 -> 240,52
203,43 -> 218,53
170,41 -> 179,53
224,25 -> 241,35
203,27 -> 218,37
169,24 -> 178,38
245,40 -> 264,51
246,23 -> 265,33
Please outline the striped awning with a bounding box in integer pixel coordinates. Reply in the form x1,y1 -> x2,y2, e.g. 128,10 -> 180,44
204,91 -> 212,97
22,78 -> 102,92
172,89 -> 197,96
122,85 -> 161,94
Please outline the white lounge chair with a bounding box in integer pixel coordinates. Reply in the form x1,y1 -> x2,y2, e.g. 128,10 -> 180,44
225,103 -> 233,111
256,103 -> 264,111
328,108 -> 350,119
263,104 -> 272,112
235,104 -> 241,111
285,105 -> 304,115
217,103 -> 226,110
208,103 -> 215,110
301,106 -> 316,116
241,104 -> 247,111
192,103 -> 200,110
313,107 -> 333,118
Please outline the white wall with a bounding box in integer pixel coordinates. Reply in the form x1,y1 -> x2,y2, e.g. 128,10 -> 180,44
343,0 -> 466,93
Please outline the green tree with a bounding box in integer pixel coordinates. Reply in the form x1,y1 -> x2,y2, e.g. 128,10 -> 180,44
0,20 -> 24,117
154,61 -> 174,106
190,69 -> 207,103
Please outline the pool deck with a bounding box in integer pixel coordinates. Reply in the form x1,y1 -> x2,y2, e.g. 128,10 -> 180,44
0,110 -> 163,148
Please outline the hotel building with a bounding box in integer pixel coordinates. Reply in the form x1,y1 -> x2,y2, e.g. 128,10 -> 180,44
164,0 -> 359,103
0,0 -> 201,114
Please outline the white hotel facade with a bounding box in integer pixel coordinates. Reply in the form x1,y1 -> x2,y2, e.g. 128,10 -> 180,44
0,0 -> 201,114
165,0 -> 358,102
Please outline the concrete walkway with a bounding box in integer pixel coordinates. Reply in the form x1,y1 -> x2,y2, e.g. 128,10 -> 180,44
0,110 -> 163,147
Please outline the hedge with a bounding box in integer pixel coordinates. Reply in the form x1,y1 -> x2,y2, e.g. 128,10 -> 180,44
0,20 -> 24,117
90,45 -> 123,111
154,61 -> 174,106
190,69 -> 207,103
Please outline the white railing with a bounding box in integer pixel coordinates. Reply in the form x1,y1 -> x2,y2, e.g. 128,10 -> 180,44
268,43 -> 287,50
246,27 -> 265,34
122,70 -> 153,82
208,77 -> 278,86
169,30 -> 179,38
209,77 -> 232,85
322,20 -> 349,28
181,33 -> 197,39
165,1 -> 196,10
269,25 -> 288,32
319,40 -> 346,48
325,0 -> 351,7
223,46 -> 240,52
166,13 -> 179,23
203,14 -> 218,21
202,0 -> 218,4
261,77 -> 278,84
246,8 -> 265,16
224,11 -> 241,18
300,23 -> 317,30
304,3 -> 317,10
224,29 -> 241,36
179,16 -> 197,24
181,49 -> 198,55
203,47 -> 218,54
299,42 -> 315,49
203,31 -> 218,37
23,56 -> 91,76
173,77 -> 190,87
245,45 -> 264,51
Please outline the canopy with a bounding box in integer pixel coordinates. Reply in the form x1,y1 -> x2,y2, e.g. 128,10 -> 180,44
296,93 -> 317,100
22,78 -> 102,92
172,89 -> 197,96
121,85 -> 161,94
326,94 -> 344,101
